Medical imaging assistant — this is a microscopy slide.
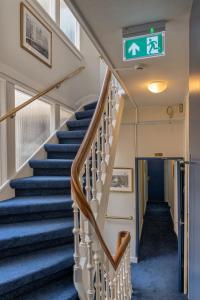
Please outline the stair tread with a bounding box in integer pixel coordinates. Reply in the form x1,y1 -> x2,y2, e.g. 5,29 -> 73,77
22,276 -> 77,300
0,245 -> 74,295
29,159 -> 73,169
0,195 -> 72,215
0,218 -> 73,250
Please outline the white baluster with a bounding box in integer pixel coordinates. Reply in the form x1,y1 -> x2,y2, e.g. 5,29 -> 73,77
113,273 -> 117,300
79,167 -> 86,255
105,99 -> 110,155
117,268 -> 121,300
85,154 -> 92,202
96,126 -> 102,192
127,244 -> 132,298
105,257 -> 110,300
101,114 -> 107,173
122,256 -> 128,300
125,251 -> 129,299
120,263 -> 124,300
109,274 -> 115,300
111,79 -> 117,120
86,223 -> 94,300
99,252 -> 105,300
94,248 -> 101,300
91,139 -> 98,214
108,84 -> 113,136
73,202 -> 82,283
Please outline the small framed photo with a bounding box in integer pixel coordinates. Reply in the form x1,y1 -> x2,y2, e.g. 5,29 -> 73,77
111,168 -> 133,192
20,3 -> 52,67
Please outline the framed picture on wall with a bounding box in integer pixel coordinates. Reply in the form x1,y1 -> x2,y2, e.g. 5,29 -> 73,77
110,168 -> 133,192
20,3 -> 52,67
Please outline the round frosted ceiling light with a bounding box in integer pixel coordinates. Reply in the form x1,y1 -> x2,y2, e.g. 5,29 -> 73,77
148,81 -> 167,94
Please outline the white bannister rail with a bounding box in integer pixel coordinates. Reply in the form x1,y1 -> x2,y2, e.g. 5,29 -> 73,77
71,68 -> 132,299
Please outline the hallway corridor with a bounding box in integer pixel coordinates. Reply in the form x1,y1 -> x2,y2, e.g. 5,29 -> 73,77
132,202 -> 187,300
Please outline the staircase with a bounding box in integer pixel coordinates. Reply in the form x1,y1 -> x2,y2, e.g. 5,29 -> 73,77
0,101 -> 97,299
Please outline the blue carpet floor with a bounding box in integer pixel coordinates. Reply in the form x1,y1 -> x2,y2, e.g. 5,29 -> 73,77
132,202 -> 187,300
0,101 -> 97,299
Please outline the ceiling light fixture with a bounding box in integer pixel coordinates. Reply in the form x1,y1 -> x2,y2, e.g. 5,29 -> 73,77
148,81 -> 167,94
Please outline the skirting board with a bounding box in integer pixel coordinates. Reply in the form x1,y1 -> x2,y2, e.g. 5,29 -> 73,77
131,256 -> 138,263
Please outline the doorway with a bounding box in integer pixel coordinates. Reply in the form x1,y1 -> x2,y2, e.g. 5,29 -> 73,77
147,158 -> 164,202
135,157 -> 185,298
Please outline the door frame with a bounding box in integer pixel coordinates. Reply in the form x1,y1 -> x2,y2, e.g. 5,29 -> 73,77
135,156 -> 183,259
177,161 -> 185,293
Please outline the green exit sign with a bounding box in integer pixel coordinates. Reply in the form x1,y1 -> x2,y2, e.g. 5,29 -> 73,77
123,32 -> 165,61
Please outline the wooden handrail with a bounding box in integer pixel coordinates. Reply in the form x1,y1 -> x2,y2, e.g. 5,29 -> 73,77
0,66 -> 85,123
71,68 -> 130,270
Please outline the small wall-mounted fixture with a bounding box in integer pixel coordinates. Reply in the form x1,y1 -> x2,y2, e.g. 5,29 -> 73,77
166,106 -> 174,119
179,103 -> 184,113
148,81 -> 167,94
134,63 -> 145,71
155,153 -> 163,157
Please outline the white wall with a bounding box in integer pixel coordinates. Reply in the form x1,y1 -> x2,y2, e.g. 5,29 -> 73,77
104,102 -> 185,261
0,0 -> 100,110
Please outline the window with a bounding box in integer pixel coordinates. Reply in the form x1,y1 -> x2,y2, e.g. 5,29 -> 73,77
36,0 -> 80,49
60,107 -> 73,125
36,0 -> 56,20
15,90 -> 52,169
60,0 -> 79,47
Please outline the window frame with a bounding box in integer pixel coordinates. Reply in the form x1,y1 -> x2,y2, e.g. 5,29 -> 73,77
0,79 -> 7,186
14,87 -> 53,170
60,105 -> 73,126
34,0 -> 81,52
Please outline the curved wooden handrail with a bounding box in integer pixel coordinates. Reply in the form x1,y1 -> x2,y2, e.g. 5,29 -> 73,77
71,68 -> 130,270
0,66 -> 85,124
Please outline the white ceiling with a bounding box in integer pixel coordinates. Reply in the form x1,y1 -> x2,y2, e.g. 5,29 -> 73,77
68,0 -> 192,106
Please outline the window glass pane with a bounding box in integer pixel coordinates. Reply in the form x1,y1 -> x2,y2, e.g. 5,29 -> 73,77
15,90 -> 51,169
60,0 -> 79,47
36,0 -> 56,20
60,107 -> 73,125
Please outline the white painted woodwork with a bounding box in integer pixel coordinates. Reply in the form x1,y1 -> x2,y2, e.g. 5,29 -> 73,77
73,76 -> 132,299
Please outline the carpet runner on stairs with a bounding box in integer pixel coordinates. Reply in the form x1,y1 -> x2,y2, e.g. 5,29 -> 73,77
0,101 -> 97,299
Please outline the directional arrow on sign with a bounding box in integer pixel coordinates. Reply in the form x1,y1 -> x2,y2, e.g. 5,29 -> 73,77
128,43 -> 140,56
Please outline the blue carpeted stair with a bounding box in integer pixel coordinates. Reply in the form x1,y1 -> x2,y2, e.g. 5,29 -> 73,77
0,101 -> 97,299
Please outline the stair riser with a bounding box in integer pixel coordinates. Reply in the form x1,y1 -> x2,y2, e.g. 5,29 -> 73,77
33,168 -> 71,176
1,268 -> 74,299
47,152 -> 77,159
0,236 -> 73,259
0,211 -> 73,224
75,111 -> 94,120
67,126 -> 89,131
15,188 -> 71,197
84,102 -> 97,110
58,138 -> 84,144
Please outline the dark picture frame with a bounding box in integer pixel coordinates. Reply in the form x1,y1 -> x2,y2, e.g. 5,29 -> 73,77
111,168 -> 133,192
20,2 -> 52,68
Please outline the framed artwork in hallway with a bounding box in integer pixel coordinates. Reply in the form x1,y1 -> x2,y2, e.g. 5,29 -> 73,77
111,168 -> 133,192
20,3 -> 52,67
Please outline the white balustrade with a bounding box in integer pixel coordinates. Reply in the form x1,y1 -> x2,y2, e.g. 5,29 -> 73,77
72,74 -> 132,300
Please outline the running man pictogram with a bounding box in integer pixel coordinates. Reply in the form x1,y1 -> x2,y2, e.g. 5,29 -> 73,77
147,36 -> 159,55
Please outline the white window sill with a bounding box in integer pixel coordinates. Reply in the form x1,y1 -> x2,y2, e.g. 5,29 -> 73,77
26,0 -> 84,61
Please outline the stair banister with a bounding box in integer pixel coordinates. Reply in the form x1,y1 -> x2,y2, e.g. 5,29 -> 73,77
71,68 -> 132,299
